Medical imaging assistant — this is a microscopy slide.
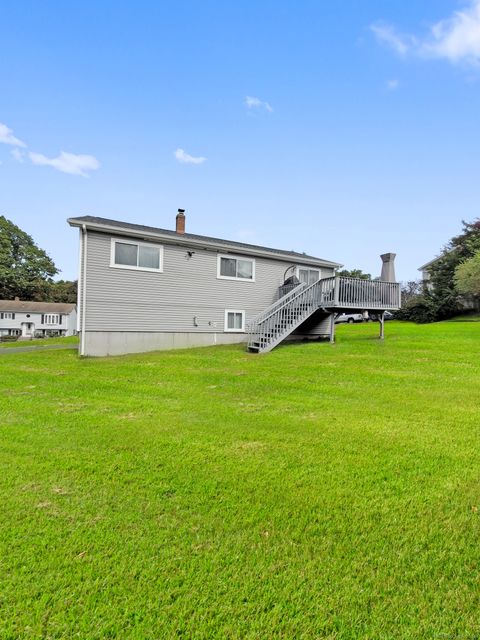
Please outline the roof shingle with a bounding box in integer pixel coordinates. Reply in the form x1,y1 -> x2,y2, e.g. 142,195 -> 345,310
0,300 -> 76,313
68,215 -> 341,267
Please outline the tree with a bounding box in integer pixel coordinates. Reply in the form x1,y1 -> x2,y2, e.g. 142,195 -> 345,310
454,251 -> 480,298
48,280 -> 78,303
337,268 -> 371,280
400,281 -> 422,306
425,219 -> 480,320
0,215 -> 58,299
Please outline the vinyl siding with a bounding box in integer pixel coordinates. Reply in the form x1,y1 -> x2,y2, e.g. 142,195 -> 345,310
83,231 -> 335,332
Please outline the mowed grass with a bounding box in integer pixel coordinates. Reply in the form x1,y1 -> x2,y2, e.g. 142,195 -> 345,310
1,321 -> 480,639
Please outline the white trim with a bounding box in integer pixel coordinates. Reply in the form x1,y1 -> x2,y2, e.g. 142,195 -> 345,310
81,225 -> 88,356
217,254 -> 255,282
77,228 -> 82,334
110,237 -> 164,273
224,309 -> 246,333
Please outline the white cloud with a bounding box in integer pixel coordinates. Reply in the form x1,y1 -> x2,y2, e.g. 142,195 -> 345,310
387,79 -> 400,91
423,0 -> 480,64
28,151 -> 100,177
245,96 -> 273,113
11,148 -> 26,162
371,1 -> 480,66
371,23 -> 412,56
174,148 -> 207,165
0,122 -> 26,147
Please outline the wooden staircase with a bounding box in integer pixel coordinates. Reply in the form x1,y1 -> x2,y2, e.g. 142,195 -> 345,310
247,276 -> 400,354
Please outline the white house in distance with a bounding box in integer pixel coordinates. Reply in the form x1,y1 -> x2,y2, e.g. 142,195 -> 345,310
0,299 -> 77,339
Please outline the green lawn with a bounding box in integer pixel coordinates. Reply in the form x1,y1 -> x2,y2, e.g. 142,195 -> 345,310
1,321 -> 480,638
0,335 -> 78,348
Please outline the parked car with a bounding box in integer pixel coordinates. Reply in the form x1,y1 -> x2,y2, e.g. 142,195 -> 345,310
368,311 -> 394,321
335,313 -> 365,324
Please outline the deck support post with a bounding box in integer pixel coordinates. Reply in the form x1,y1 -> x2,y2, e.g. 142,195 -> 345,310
379,311 -> 385,340
329,312 -> 336,344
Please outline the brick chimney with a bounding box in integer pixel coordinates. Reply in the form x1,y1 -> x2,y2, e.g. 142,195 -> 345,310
14,296 -> 20,301
176,209 -> 186,234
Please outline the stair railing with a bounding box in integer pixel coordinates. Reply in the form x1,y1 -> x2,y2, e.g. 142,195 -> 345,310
247,282 -> 307,336
247,276 -> 336,352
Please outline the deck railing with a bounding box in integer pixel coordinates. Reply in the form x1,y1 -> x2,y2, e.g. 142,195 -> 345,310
335,277 -> 400,310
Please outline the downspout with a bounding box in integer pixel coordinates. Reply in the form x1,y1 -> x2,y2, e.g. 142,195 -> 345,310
76,228 -> 83,335
81,224 -> 88,356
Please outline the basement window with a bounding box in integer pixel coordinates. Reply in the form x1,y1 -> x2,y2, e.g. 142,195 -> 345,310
218,255 -> 255,281
111,239 -> 163,272
224,310 -> 245,332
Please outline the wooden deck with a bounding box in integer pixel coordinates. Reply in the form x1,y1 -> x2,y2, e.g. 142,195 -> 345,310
247,276 -> 401,353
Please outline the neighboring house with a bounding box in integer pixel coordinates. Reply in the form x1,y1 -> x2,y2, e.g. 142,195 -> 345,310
69,210 -> 400,357
418,256 -> 442,288
418,250 -> 476,310
0,299 -> 77,339
418,248 -> 459,287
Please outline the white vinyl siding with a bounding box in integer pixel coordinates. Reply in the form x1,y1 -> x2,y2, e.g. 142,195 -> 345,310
217,254 -> 255,281
82,231 -> 336,333
224,310 -> 245,332
111,238 -> 163,272
298,267 -> 320,285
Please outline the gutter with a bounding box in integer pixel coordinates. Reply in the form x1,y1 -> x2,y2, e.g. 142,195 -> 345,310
67,218 -> 342,270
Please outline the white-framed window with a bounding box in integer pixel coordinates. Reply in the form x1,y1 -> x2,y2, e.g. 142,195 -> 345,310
297,267 -> 321,285
217,254 -> 255,282
110,238 -> 164,272
45,314 -> 60,325
224,309 -> 246,332
1,312 -> 14,320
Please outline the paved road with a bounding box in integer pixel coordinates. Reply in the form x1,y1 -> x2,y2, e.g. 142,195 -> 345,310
0,344 -> 79,354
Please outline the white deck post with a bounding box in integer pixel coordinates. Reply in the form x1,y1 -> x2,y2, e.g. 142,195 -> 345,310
333,276 -> 340,307
329,313 -> 335,343
379,312 -> 385,340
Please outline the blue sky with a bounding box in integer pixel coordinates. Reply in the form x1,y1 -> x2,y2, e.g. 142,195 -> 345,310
1,0 -> 480,281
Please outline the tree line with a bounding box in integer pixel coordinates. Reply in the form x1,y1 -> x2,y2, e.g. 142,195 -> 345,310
398,219 -> 480,323
0,215 -> 77,303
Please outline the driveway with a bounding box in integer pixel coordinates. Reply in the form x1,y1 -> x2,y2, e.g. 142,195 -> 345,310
0,344 -> 79,354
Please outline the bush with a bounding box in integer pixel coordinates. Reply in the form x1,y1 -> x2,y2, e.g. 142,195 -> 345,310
454,251 -> 480,298
395,296 -> 437,323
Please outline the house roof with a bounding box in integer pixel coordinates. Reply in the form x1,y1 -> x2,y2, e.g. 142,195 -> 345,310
0,300 -> 76,313
68,215 -> 342,269
418,247 -> 458,272
418,256 -> 442,271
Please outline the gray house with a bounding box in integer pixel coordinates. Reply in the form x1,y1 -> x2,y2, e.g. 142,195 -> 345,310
0,299 -> 77,339
69,211 -> 400,357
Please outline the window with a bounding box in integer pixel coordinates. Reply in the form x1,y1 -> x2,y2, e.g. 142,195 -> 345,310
218,255 -> 255,281
111,239 -> 163,272
45,314 -> 60,325
1,312 -> 14,320
224,310 -> 246,332
298,268 -> 320,285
